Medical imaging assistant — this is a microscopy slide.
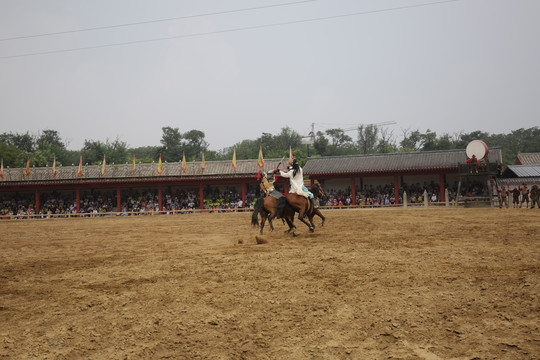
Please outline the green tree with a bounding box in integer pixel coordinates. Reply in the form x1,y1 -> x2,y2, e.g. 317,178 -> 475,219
37,130 -> 65,150
400,129 -> 439,151
0,132 -> 35,152
375,128 -> 396,153
82,140 -> 106,164
273,127 -> 302,151
129,146 -> 161,163
313,131 -> 329,157
357,124 -> 379,154
82,138 -> 128,165
420,129 -> 438,151
325,129 -> 352,148
159,127 -> 183,162
182,129 -> 208,161
0,142 -> 25,167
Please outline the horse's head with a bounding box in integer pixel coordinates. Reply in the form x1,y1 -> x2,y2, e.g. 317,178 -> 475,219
312,181 -> 326,200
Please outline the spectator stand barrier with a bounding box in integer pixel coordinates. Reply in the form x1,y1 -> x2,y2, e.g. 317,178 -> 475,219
2,199 -> 496,221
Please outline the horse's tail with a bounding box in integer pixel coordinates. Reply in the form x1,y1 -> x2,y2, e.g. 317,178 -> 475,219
276,196 -> 288,218
251,197 -> 264,227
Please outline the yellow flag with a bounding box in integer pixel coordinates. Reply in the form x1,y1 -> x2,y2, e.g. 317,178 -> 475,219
77,156 -> 83,177
52,156 -> 57,178
182,152 -> 187,173
289,146 -> 293,166
132,154 -> 136,175
101,155 -> 106,176
257,146 -> 264,168
201,153 -> 206,173
24,159 -> 30,177
232,148 -> 237,171
157,154 -> 162,174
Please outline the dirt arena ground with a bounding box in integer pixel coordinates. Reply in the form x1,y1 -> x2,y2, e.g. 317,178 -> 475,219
1,208 -> 539,359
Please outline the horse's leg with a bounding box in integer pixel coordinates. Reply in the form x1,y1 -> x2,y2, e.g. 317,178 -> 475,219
308,211 -> 316,229
297,214 -> 314,232
284,215 -> 296,233
297,201 -> 314,232
259,210 -> 267,235
315,208 -> 325,226
268,207 -> 278,232
268,215 -> 274,232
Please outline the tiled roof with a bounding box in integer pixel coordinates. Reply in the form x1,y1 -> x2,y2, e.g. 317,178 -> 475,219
505,165 -> 540,178
516,152 -> 540,165
303,148 -> 503,175
0,158 -> 285,183
496,178 -> 540,187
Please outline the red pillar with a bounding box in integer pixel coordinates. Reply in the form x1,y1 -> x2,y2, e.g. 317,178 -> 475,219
241,182 -> 246,209
35,189 -> 40,214
117,187 -> 121,213
394,174 -> 400,205
351,177 -> 356,205
76,188 -> 80,213
158,185 -> 163,211
199,184 -> 204,210
439,173 -> 445,203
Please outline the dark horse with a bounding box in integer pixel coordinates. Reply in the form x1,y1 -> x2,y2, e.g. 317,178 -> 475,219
251,195 -> 296,235
286,181 -> 326,233
307,181 -> 326,228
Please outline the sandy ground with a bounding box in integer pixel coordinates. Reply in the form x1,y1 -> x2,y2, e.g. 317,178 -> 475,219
1,208 -> 539,360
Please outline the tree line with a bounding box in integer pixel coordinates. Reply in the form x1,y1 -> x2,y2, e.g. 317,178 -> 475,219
0,126 -> 538,169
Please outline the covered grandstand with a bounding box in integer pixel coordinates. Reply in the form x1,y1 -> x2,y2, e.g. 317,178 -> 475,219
0,148 -> 504,215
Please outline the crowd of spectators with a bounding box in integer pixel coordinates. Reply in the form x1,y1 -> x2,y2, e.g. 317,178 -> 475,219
0,192 -> 115,218
323,180 -> 486,208
200,186 -> 260,213
0,186 -> 260,219
0,180 -> 489,218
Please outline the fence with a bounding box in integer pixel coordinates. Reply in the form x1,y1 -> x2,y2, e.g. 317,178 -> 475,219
1,198 -> 499,221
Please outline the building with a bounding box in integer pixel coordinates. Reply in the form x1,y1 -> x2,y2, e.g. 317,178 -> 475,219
304,148 -> 503,205
0,148 -> 504,213
0,158 -> 288,214
514,152 -> 540,165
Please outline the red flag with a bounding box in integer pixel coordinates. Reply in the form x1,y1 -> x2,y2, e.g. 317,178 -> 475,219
52,156 -> 57,178
157,154 -> 162,174
257,146 -> 264,169
232,148 -> 237,171
201,153 -> 206,173
182,152 -> 187,173
77,156 -> 83,177
24,159 -> 30,177
0,159 -> 4,180
289,146 -> 293,166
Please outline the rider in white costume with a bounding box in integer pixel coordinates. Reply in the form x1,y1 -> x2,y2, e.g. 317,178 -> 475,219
275,159 -> 317,208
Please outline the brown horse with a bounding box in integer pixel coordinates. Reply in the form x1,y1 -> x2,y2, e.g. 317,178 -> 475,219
285,193 -> 314,232
307,181 -> 326,228
251,195 -> 296,235
285,181 -> 326,233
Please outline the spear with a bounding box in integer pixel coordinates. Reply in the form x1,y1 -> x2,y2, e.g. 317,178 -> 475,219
274,156 -> 286,173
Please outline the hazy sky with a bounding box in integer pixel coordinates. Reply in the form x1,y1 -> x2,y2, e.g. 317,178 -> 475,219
1,0 -> 539,151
